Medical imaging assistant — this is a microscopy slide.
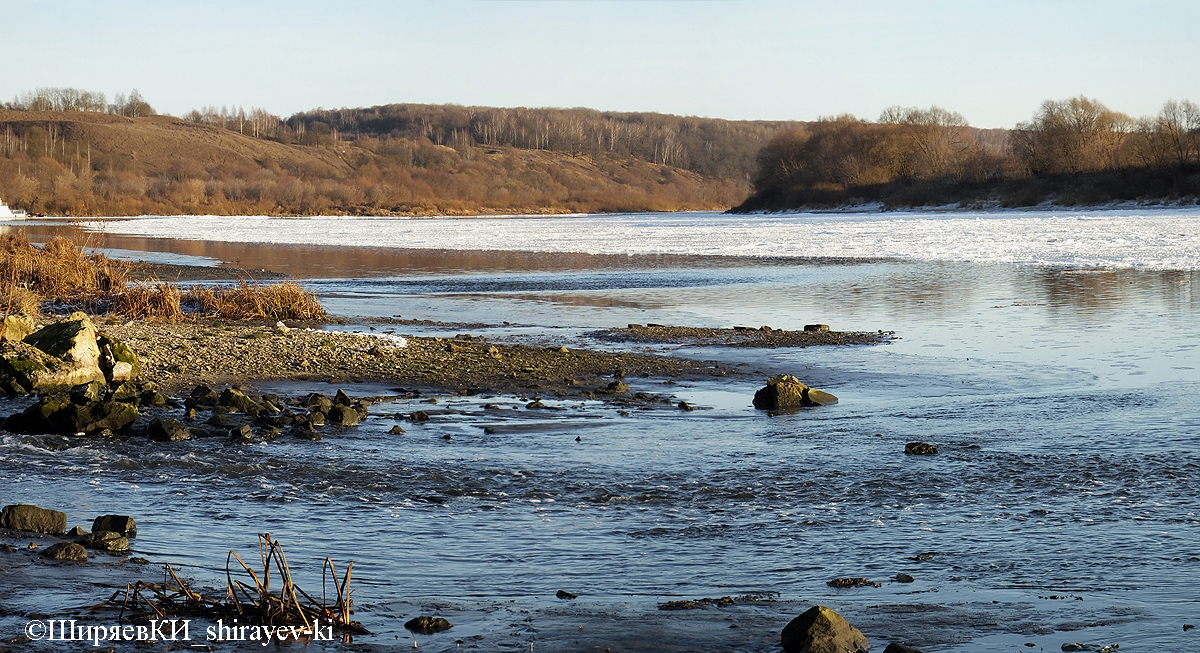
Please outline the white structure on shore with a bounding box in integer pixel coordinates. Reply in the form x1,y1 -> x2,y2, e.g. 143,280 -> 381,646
0,197 -> 26,219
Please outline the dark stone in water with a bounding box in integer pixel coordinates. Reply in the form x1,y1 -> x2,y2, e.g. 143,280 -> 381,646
894,573 -> 915,583
388,425 -> 406,435
1,504 -> 66,535
827,577 -> 881,588
603,380 -> 630,394
526,400 -> 547,409
39,542 -> 88,561
905,442 -> 938,455
753,375 -> 838,410
78,530 -> 129,552
67,525 -> 89,537
334,389 -> 353,406
678,401 -> 694,411
912,552 -> 936,561
483,427 -> 496,434
327,405 -> 361,426
92,515 -> 137,538
409,411 -> 430,422
884,644 -> 924,653
404,616 -> 452,635
804,324 -> 831,332
556,590 -> 577,600
148,417 -> 191,442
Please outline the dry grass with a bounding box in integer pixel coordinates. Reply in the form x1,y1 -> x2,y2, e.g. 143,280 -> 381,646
0,235 -> 325,322
0,234 -> 129,305
115,283 -> 185,322
185,281 -> 326,321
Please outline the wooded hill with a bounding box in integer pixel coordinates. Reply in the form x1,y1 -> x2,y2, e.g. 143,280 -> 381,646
0,102 -> 796,217
737,98 -> 1200,211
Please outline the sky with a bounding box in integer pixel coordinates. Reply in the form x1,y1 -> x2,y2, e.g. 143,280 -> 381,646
3,0 -> 1198,129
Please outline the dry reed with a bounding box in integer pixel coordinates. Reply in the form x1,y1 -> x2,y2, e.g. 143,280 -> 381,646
114,283 -> 185,322
96,534 -> 367,640
185,281 -> 326,321
0,234 -> 129,306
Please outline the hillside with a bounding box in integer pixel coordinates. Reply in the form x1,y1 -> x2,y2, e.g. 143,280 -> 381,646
0,108 -> 785,217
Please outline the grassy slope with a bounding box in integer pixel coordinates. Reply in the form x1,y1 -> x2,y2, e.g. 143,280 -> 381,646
0,111 -> 748,216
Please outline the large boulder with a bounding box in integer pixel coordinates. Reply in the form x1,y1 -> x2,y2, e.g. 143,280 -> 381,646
148,417 -> 191,441
5,396 -> 139,435
78,530 -> 129,552
1,504 -> 67,535
0,314 -> 107,392
753,375 -> 839,410
781,605 -> 870,653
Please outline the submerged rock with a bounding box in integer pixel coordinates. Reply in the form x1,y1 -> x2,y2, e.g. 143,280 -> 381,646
78,530 -> 129,552
752,375 -> 839,410
39,542 -> 88,561
781,605 -> 869,653
5,396 -> 139,435
404,616 -> 452,635
148,417 -> 191,442
905,442 -> 938,455
555,590 -> 577,600
884,644 -> 924,653
0,504 -> 67,535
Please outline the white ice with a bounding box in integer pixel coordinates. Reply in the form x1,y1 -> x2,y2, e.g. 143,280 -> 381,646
85,207 -> 1200,270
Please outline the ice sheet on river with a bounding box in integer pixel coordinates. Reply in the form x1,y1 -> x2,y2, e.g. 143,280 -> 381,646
86,207 -> 1200,270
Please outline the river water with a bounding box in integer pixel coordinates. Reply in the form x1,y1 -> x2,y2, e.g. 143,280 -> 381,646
2,209 -> 1199,651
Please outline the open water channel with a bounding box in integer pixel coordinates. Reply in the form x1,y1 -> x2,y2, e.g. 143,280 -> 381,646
1,209 -> 1199,651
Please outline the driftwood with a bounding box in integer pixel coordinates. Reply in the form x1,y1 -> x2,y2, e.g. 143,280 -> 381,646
95,533 -> 368,640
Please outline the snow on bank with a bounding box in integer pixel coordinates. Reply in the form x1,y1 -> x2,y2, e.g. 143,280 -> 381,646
86,208 -> 1200,270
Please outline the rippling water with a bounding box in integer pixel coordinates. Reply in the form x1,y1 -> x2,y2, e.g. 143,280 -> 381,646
2,212 -> 1199,651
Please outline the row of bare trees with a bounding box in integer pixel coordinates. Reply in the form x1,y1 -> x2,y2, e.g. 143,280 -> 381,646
4,87 -> 155,118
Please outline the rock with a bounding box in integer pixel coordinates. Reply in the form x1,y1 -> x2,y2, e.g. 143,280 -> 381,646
274,321 -> 290,334
781,605 -> 870,653
905,442 -> 938,455
1061,645 -> 1086,652
67,525 -> 90,537
110,382 -> 140,402
555,590 -> 577,600
603,380 -> 630,394
526,400 -> 547,409
139,390 -> 169,407
0,339 -> 103,393
1,543 -> 14,553
258,425 -> 282,440
409,411 -> 430,422
24,312 -> 101,368
5,397 -> 139,435
230,424 -> 254,440
894,573 -> 915,583
190,384 -> 220,404
884,644 -> 924,653
388,425 -> 406,435
220,388 -> 262,413
804,324 -> 831,332
69,381 -> 103,404
78,530 -> 129,552
39,542 -> 88,561
148,417 -> 191,441
98,334 -> 141,382
0,314 -> 36,342
92,515 -> 137,538
334,389 -> 353,406
129,556 -> 149,564
404,616 -> 452,635
0,504 -> 67,535
752,375 -> 838,410
327,405 -> 361,426
304,393 -> 333,413
306,411 -> 326,427
678,401 -> 694,411
827,577 -> 881,588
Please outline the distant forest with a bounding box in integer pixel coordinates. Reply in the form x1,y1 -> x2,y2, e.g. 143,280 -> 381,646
737,97 -> 1200,211
2,88 -> 1199,216
0,88 -> 794,216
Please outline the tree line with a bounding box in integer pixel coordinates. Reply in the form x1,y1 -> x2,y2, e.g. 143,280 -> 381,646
740,97 -> 1200,211
5,87 -> 156,118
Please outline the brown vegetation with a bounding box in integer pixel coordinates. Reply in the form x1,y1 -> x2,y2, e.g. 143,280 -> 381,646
1,91 -> 797,216
0,235 -> 324,321
738,97 -> 1200,211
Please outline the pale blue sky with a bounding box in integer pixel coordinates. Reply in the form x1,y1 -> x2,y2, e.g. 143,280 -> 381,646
3,0 -> 1197,128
